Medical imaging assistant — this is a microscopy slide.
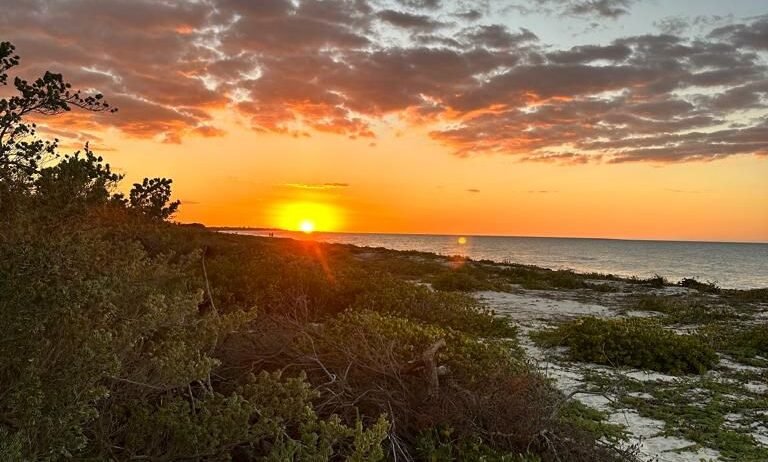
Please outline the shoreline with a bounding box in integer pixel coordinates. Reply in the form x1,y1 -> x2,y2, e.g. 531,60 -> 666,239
224,231 -> 768,291
210,226 -> 768,246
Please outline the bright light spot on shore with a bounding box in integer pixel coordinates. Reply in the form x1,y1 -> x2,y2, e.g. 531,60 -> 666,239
299,219 -> 315,234
272,201 -> 342,232
457,236 -> 467,245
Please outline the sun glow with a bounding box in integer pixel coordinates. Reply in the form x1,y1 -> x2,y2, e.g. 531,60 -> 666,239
272,201 -> 342,233
299,219 -> 315,234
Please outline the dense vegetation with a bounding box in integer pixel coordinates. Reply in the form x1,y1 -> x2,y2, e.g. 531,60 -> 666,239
533,317 -> 719,374
0,42 -> 641,461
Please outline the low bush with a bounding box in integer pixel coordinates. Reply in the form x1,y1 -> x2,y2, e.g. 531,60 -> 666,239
222,310 -> 631,461
723,287 -> 768,304
532,317 -> 718,374
678,277 -> 720,294
633,295 -> 740,324
119,371 -> 388,461
432,269 -> 494,292
500,266 -> 587,290
701,323 -> 768,362
352,282 -> 517,338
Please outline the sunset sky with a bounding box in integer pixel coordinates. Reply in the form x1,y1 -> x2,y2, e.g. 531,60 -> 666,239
2,0 -> 767,242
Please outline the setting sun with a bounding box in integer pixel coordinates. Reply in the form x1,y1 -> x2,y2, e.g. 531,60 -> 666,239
299,219 -> 315,234
271,201 -> 342,233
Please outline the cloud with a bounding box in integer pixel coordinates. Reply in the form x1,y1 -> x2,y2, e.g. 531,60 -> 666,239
396,0 -> 442,9
283,182 -> 351,190
511,0 -> 638,18
466,188 -> 481,193
377,10 -> 447,31
709,16 -> 768,50
1,0 -> 766,164
567,0 -> 636,18
460,25 -> 538,49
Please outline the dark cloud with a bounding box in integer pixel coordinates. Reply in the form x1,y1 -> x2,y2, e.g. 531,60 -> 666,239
654,15 -> 733,35
396,0 -> 441,9
454,9 -> 483,21
513,0 -> 638,18
466,188 -> 480,193
546,44 -> 631,64
1,0 -> 765,164
377,10 -> 447,31
460,25 -> 538,49
709,17 -> 768,50
567,0 -> 635,18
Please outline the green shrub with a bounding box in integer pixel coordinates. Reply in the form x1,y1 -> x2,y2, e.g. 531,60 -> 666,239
415,427 -> 543,461
723,287 -> 768,304
701,323 -> 768,361
728,324 -> 768,359
633,295 -> 740,324
533,317 -> 718,374
120,371 -> 388,461
318,310 -> 526,389
559,400 -> 627,445
351,282 -> 517,338
432,269 -> 494,292
0,221 -> 246,459
500,266 -> 586,290
678,277 -> 720,294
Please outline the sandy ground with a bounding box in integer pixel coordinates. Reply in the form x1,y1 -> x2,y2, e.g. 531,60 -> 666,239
476,287 -> 766,462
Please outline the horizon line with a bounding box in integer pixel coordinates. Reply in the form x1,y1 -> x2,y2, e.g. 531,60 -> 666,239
203,224 -> 768,246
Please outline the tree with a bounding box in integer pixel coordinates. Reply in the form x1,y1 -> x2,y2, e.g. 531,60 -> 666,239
0,41 -> 180,222
127,177 -> 181,220
0,41 -> 115,181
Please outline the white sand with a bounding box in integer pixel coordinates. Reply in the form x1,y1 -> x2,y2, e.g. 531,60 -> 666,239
477,290 -> 729,462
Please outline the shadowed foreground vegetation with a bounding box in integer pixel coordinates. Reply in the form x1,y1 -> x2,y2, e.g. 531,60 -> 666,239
0,41 -> 647,461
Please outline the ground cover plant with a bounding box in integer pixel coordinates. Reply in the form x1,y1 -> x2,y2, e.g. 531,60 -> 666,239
532,317 -> 719,374
579,368 -> 768,461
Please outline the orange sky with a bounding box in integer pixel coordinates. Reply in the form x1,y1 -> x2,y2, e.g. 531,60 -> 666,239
102,112 -> 768,243
4,1 -> 768,242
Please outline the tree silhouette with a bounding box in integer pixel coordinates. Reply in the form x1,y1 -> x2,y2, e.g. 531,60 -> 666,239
0,41 -> 180,220
0,41 -> 115,179
127,177 -> 181,220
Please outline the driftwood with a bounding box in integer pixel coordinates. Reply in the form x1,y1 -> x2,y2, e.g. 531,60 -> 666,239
403,339 -> 446,396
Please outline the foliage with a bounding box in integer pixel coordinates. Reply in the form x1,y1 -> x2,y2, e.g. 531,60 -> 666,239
126,177 -> 181,220
533,317 -> 718,374
0,40 -> 177,220
414,427 -> 543,461
499,266 -> 587,290
432,269 -> 494,292
120,371 -> 388,461
700,323 -> 768,362
678,277 -> 721,294
351,281 -> 517,338
633,295 -> 742,324
558,400 -> 627,446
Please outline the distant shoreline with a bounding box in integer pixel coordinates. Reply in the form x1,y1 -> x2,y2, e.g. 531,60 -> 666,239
205,225 -> 768,246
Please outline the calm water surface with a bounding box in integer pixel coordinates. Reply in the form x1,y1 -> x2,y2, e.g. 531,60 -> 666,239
229,230 -> 768,289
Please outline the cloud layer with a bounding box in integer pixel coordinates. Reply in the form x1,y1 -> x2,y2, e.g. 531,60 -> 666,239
1,0 -> 766,163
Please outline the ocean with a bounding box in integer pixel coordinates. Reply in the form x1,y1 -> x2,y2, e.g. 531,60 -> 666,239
228,230 -> 768,290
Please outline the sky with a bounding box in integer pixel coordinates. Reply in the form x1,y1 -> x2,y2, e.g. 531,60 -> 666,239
1,0 -> 767,242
